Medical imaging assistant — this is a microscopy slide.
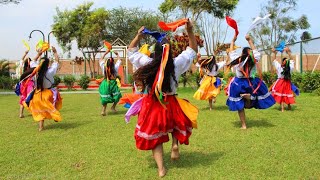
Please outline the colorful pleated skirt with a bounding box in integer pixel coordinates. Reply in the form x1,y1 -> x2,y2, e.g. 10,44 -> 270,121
193,75 -> 221,100
270,78 -> 300,104
128,95 -> 198,150
19,80 -> 34,105
26,88 -> 62,122
99,79 -> 122,105
225,77 -> 275,111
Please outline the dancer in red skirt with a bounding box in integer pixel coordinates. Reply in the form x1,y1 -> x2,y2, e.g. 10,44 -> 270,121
126,20 -> 198,177
271,47 -> 299,112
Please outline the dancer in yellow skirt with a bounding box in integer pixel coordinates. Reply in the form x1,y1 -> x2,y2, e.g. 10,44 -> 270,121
193,56 -> 226,110
25,46 -> 62,131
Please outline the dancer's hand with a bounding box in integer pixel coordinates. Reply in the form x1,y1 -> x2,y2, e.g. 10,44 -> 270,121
186,19 -> 193,32
245,34 -> 251,41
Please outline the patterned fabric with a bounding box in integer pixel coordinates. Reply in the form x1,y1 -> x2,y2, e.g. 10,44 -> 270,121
226,77 -> 275,111
99,79 -> 122,105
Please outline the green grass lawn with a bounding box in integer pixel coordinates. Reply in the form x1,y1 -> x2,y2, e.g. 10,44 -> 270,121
0,88 -> 319,179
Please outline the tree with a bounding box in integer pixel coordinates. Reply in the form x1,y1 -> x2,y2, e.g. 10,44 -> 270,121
106,7 -> 161,44
52,2 -> 109,78
159,0 -> 239,21
0,60 -> 10,77
159,0 -> 239,56
0,0 -> 21,4
251,0 -> 311,70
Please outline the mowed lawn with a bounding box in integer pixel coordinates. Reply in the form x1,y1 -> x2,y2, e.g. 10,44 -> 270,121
0,88 -> 319,179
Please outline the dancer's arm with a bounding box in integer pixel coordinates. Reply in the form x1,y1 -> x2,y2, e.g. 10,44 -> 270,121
52,46 -> 59,63
186,19 -> 197,53
245,34 -> 256,50
22,50 -> 29,61
128,26 -> 145,49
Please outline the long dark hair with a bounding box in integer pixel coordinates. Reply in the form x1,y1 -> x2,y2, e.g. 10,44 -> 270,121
133,41 -> 178,94
198,56 -> 217,72
23,58 -> 31,73
20,67 -> 35,81
227,47 -> 255,74
281,58 -> 291,80
37,57 -> 50,90
104,57 -> 116,80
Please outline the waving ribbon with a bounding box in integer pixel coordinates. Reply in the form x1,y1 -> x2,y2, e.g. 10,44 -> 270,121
275,41 -> 286,53
142,28 -> 166,42
139,44 -> 151,56
22,40 -> 30,51
104,40 -> 112,51
36,39 -> 50,52
158,18 -> 188,32
226,16 -> 239,37
246,14 -> 271,34
152,44 -> 170,109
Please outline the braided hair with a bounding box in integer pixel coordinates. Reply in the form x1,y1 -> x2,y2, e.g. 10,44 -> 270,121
133,40 -> 178,94
37,57 -> 50,90
226,47 -> 256,74
281,58 -> 291,80
104,57 -> 116,80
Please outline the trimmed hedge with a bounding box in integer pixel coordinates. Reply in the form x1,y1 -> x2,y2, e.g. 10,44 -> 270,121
0,76 -> 18,90
63,75 -> 76,90
79,75 -> 90,90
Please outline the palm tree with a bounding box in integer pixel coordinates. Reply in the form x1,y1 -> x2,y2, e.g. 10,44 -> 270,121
0,60 -> 10,77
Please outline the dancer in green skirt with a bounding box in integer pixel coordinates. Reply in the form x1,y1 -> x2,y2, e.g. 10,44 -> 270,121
99,50 -> 122,116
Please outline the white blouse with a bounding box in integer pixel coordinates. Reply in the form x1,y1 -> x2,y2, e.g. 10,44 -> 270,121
229,49 -> 261,78
43,62 -> 59,89
273,60 -> 294,79
128,46 -> 197,94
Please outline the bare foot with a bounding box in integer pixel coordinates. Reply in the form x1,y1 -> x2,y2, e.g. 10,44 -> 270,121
101,112 -> 106,116
281,108 -> 284,112
288,104 -> 292,110
171,145 -> 180,160
38,127 -> 44,132
209,108 -> 212,111
158,167 -> 166,178
19,114 -> 24,118
111,108 -> 117,112
240,125 -> 247,130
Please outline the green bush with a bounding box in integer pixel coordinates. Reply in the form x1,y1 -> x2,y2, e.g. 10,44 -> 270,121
53,75 -> 61,87
127,74 -> 134,85
262,72 -> 277,87
63,75 -> 76,90
291,72 -> 303,88
95,74 -> 104,79
79,75 -> 90,90
0,76 -> 17,89
312,87 -> 320,96
300,72 -> 320,92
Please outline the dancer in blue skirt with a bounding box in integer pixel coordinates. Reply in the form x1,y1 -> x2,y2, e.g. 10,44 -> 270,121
225,34 -> 275,129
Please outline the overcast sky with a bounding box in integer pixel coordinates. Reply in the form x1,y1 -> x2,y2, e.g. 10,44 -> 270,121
0,0 -> 318,60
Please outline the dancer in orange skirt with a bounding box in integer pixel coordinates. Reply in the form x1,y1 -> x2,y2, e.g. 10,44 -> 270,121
270,47 -> 299,112
193,55 -> 226,110
126,19 -> 198,177
25,47 -> 62,131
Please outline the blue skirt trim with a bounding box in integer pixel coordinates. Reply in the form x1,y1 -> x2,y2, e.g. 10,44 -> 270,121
226,77 -> 275,111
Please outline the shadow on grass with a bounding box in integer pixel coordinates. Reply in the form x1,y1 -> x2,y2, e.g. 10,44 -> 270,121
198,105 -> 229,111
232,119 -> 275,128
148,151 -> 224,169
45,121 -> 92,130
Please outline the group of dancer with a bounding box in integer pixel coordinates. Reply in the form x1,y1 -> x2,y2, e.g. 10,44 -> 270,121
16,18 -> 299,177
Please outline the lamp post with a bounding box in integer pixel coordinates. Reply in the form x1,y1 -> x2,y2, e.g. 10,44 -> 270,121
28,30 -> 47,57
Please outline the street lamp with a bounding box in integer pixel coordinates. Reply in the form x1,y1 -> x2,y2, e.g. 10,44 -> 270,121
28,29 -> 47,57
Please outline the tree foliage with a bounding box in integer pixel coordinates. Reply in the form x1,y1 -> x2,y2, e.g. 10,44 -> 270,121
159,0 -> 239,21
52,2 -> 109,77
106,7 -> 161,44
0,0 -> 21,4
159,0 -> 239,56
0,60 -> 10,77
251,0 -> 311,50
